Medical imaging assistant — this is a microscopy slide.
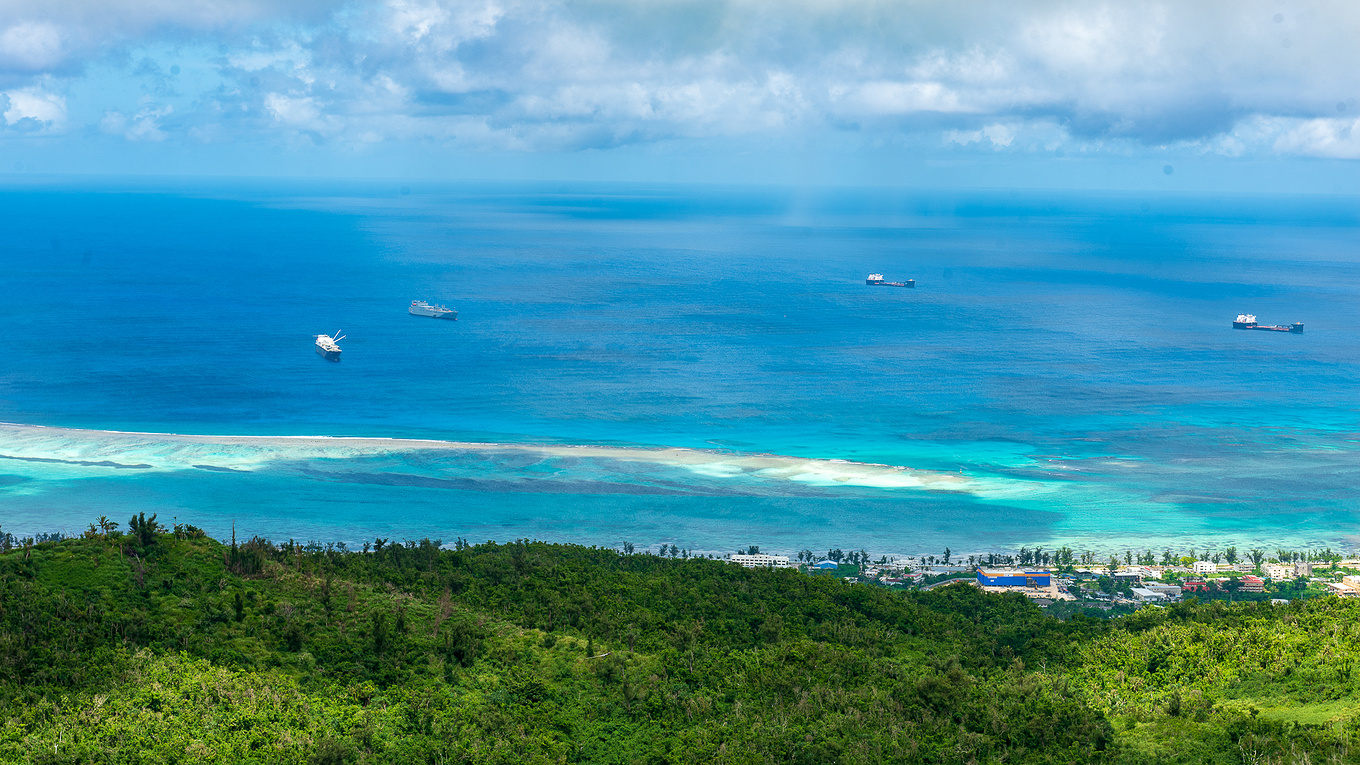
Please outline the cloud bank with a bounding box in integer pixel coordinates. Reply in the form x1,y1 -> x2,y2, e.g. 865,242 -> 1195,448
1,0 -> 1357,160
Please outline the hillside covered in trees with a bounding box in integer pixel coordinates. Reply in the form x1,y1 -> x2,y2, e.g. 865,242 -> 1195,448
2,517 -> 1359,764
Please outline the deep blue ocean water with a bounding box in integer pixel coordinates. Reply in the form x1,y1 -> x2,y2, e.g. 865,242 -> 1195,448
1,180 -> 1358,557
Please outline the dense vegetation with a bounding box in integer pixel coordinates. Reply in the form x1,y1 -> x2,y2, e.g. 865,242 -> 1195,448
1,518 -> 1358,763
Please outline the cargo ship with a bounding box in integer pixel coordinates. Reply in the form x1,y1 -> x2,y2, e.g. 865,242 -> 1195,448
409,300 -> 457,320
1233,314 -> 1303,333
315,332 -> 345,361
866,273 -> 915,288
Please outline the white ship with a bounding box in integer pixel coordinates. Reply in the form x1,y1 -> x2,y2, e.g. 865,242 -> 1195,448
866,273 -> 915,288
315,332 -> 344,361
409,300 -> 457,320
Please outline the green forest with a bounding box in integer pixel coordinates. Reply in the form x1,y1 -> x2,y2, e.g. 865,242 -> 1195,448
2,517 -> 1358,764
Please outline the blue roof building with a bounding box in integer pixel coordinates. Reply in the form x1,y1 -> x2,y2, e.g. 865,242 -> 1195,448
977,569 -> 1051,587
813,560 -> 839,569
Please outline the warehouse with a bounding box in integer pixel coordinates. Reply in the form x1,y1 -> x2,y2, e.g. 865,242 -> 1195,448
976,569 -> 1051,587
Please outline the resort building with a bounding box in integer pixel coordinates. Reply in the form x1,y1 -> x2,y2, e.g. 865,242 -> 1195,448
1192,561 -> 1218,574
1238,575 -> 1264,593
1264,564 -> 1294,580
729,553 -> 793,569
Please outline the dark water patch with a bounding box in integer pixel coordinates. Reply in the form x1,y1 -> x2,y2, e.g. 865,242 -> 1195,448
0,474 -> 29,486
0,454 -> 152,469
297,468 -> 742,496
1151,492 -> 1248,505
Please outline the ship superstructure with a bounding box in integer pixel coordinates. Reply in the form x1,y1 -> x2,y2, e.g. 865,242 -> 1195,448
409,300 -> 458,320
866,273 -> 915,288
315,331 -> 345,361
1233,314 -> 1303,333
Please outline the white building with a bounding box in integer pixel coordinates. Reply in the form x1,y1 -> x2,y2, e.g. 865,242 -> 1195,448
1130,587 -> 1170,603
1192,561 -> 1218,574
729,553 -> 792,569
1265,564 -> 1294,580
1142,584 -> 1182,599
1326,581 -> 1359,598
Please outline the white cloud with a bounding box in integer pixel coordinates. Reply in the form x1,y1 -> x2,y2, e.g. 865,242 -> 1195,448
838,81 -> 967,116
1,0 -> 1358,158
2,87 -> 65,130
1273,116 -> 1360,159
0,22 -> 64,72
946,123 -> 1016,149
101,104 -> 173,141
265,93 -> 321,126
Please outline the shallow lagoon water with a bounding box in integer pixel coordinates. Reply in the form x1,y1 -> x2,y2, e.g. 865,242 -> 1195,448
1,182 -> 1358,555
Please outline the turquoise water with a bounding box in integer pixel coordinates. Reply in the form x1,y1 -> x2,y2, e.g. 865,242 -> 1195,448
1,181 -> 1358,556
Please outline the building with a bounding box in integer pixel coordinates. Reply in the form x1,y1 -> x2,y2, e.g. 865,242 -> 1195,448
1192,561 -> 1218,575
1142,584 -> 1182,599
1238,575 -> 1264,593
1326,581 -> 1358,598
977,569 -> 1051,587
1264,564 -> 1294,580
1130,587 -> 1170,603
1181,580 -> 1210,592
730,553 -> 792,569
812,560 -> 839,570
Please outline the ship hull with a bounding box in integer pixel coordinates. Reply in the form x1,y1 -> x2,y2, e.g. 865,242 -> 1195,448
1234,323 -> 1303,333
866,280 -> 915,288
316,346 -> 341,361
409,307 -> 458,319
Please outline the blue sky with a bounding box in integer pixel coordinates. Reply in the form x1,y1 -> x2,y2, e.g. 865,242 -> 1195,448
1,0 -> 1358,190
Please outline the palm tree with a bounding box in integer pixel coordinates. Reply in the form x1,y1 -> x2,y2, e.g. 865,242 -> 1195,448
1248,549 -> 1266,572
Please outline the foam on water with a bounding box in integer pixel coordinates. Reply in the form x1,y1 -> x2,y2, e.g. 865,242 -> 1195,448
0,423 -> 975,495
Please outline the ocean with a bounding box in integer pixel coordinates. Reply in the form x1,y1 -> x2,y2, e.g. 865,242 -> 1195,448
1,180 -> 1358,558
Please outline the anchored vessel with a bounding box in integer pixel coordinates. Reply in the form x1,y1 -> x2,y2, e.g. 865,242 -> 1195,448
1233,314 -> 1303,333
409,300 -> 458,320
315,332 -> 345,361
866,273 -> 915,288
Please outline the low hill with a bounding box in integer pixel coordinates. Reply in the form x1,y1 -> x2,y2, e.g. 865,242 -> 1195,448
1,521 -> 1357,763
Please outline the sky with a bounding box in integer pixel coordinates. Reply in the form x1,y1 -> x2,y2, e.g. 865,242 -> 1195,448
1,0 -> 1358,190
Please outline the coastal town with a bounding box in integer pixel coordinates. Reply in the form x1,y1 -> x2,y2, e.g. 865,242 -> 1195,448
727,547 -> 1360,612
